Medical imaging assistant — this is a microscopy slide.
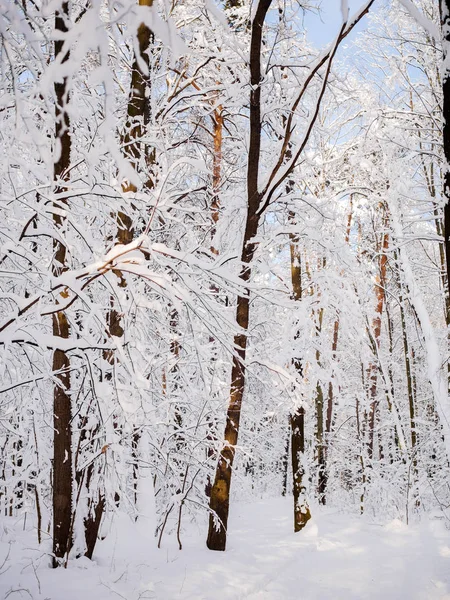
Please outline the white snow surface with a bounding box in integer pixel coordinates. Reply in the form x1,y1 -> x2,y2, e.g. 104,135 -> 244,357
2,498 -> 450,599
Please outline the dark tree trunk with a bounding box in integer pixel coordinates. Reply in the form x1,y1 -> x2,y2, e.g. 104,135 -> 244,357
206,0 -> 272,551
122,0 -> 155,193
281,425 -> 289,497
441,1 -> 450,296
84,493 -> 105,560
441,2 -> 450,400
205,0 -> 371,551
103,0 -> 155,518
290,409 -> 311,531
52,0 -> 73,567
206,215 -> 260,551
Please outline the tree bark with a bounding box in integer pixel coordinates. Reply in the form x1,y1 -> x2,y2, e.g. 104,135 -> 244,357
86,0 -> 155,557
440,1 -> 450,304
122,0 -> 155,194
206,0 -> 272,551
367,205 -> 389,461
52,0 -> 73,567
321,199 -> 353,502
288,213 -> 311,530
205,106 -> 224,498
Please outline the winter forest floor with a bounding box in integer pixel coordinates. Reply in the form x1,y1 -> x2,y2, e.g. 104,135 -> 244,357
2,497 -> 450,600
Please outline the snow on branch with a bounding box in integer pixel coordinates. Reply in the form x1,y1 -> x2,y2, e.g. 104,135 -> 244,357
397,0 -> 441,40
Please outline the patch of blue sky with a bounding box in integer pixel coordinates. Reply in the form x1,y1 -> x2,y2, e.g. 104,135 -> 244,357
304,0 -> 375,49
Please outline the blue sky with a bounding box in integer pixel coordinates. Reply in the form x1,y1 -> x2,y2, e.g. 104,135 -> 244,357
304,1 -> 373,48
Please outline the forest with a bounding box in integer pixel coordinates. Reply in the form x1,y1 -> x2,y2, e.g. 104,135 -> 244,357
1,0 -> 450,597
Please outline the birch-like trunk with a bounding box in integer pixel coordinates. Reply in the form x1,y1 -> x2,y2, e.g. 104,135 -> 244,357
288,214 -> 311,531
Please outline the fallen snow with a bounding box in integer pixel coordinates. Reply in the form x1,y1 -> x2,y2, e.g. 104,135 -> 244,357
2,498 -> 450,599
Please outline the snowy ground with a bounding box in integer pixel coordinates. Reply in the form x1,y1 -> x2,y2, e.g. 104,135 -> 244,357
2,498 -> 450,599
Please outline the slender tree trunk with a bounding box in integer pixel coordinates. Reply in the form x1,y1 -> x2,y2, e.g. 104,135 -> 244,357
399,291 -> 417,453
52,0 -> 73,567
433,201 -> 450,327
288,211 -> 311,530
326,318 -> 340,437
122,0 -> 155,194
84,489 -> 105,559
290,408 -> 311,531
211,107 -> 223,251
440,1 -> 450,304
367,206 -> 389,461
356,395 -> 366,515
206,0 -> 272,551
281,425 -> 289,497
394,249 -> 419,499
384,297 -> 401,460
441,2 -> 450,401
84,0 -> 156,558
321,199 -> 353,504
205,105 -> 224,498
315,307 -> 325,504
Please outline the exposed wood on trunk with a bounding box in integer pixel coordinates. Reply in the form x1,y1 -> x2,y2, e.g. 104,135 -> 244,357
52,0 -> 73,567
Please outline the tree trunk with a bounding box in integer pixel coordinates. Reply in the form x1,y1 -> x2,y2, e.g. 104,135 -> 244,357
321,199 -> 353,503
441,2 -> 450,401
291,409 -> 311,531
314,302 -> 325,504
206,0 -> 272,551
122,0 -> 155,194
87,0 -> 155,557
394,249 -> 419,499
441,1 -> 450,307
52,0 -> 73,567
367,205 -> 389,461
211,106 -> 223,252
205,106 -> 224,498
288,214 -> 311,529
